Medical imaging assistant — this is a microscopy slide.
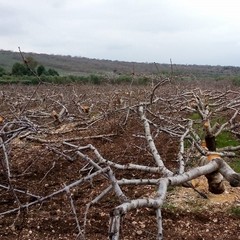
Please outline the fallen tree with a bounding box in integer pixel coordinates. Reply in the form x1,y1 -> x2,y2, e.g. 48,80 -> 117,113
0,81 -> 240,239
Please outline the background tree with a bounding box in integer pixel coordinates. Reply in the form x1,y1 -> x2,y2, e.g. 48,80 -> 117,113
48,68 -> 59,76
37,65 -> 46,76
12,62 -> 28,76
0,66 -> 6,77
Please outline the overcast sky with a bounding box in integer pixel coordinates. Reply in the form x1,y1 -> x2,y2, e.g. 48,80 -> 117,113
1,0 -> 240,66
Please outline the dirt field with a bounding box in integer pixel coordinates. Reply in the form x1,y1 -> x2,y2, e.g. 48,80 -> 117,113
0,82 -> 240,239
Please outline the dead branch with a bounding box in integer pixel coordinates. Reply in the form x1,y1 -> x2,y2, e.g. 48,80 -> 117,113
64,142 -> 162,173
0,137 -> 11,177
139,105 -> 173,177
0,167 -> 110,216
25,133 -> 116,143
177,121 -> 191,174
109,158 -> 240,239
65,185 -> 85,239
149,77 -> 170,104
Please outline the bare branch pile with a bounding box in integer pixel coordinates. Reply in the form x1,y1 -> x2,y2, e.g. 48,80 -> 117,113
0,82 -> 240,239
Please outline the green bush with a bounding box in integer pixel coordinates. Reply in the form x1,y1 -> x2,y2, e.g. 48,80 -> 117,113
232,76 -> 240,86
137,76 -> 149,85
37,65 -> 46,76
48,68 -> 59,76
12,62 -> 28,76
0,79 -> 11,84
76,75 -> 89,83
89,74 -> 102,84
116,75 -> 132,83
0,66 -> 6,77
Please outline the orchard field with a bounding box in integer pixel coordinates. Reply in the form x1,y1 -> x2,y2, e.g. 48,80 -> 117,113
0,79 -> 240,239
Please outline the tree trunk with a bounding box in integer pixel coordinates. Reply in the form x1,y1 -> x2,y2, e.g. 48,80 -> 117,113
205,135 -> 225,194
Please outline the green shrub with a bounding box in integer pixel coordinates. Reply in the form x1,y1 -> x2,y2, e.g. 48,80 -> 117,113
48,68 -> 59,76
117,75 -> 132,83
0,66 -> 6,77
89,74 -> 102,84
137,76 -> 149,85
0,79 -> 11,84
37,65 -> 46,76
232,76 -> 240,86
75,75 -> 89,83
12,62 -> 28,76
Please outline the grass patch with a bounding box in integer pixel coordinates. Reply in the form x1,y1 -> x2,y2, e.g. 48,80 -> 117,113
229,206 -> 240,218
189,113 -> 240,148
216,131 -> 240,148
162,203 -> 177,212
230,160 -> 240,173
189,112 -> 200,121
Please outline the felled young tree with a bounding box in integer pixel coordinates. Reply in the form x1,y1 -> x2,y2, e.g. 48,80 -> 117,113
109,88 -> 240,239
188,89 -> 240,194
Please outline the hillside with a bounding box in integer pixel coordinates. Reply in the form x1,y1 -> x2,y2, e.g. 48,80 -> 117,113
1,49 -> 240,78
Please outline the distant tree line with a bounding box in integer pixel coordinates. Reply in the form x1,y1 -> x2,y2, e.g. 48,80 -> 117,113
12,56 -> 59,76
0,56 -> 59,77
1,52 -> 240,86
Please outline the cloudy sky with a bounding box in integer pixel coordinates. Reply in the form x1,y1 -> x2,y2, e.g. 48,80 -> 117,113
1,0 -> 240,66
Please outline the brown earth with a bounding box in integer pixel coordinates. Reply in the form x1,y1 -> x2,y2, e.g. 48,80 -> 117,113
0,83 -> 240,240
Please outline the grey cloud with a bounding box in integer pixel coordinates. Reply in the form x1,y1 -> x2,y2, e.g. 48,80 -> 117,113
0,0 -> 240,65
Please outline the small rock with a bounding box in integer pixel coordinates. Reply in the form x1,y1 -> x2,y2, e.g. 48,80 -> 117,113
136,230 -> 143,235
